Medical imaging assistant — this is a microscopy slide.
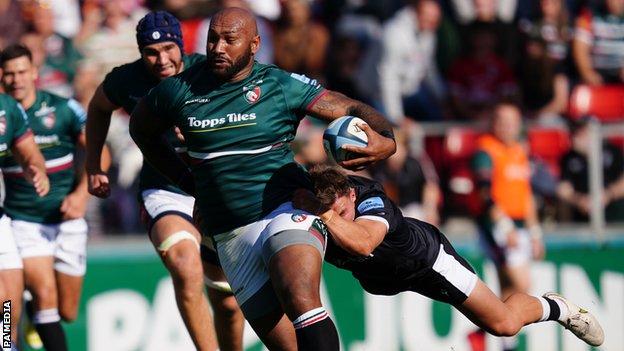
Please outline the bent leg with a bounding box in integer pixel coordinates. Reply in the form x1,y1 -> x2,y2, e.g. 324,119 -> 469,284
266,237 -> 339,351
151,214 -> 217,351
458,279 -> 543,337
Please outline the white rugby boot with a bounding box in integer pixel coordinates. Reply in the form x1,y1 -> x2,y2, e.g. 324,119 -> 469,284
543,292 -> 604,346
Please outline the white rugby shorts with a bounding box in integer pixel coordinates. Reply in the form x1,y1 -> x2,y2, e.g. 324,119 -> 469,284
12,218 -> 88,276
0,214 -> 22,270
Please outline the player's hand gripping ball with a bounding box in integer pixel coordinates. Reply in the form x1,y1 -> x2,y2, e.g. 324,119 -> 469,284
323,116 -> 369,164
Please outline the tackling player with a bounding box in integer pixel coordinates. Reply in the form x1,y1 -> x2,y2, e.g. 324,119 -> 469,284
295,166 -> 604,348
85,11 -> 244,351
0,93 -> 49,351
129,8 -> 396,351
0,44 -> 97,351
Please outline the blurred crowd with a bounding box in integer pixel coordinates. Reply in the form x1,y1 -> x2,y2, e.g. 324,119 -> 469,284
1,0 -> 624,235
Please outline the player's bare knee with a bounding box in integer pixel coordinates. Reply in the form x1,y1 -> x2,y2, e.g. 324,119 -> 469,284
166,249 -> 203,283
30,284 -> 58,307
211,295 -> 241,318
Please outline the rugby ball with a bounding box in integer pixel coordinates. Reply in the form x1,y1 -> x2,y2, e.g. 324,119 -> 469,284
323,116 -> 368,163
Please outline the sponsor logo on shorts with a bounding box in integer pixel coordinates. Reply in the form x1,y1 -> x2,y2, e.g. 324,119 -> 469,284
291,213 -> 307,223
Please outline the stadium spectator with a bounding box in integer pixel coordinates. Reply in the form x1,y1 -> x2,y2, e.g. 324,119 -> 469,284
455,0 -> 520,67
49,0 -> 82,39
573,0 -> 624,85
558,117 -> 624,221
471,103 -> 545,351
372,125 -> 441,225
273,0 -> 330,79
451,0 -> 518,24
76,0 -> 143,83
29,2 -> 82,89
325,35 -> 367,102
448,23 -> 518,120
518,0 -> 571,123
0,0 -> 26,49
363,0 -> 444,124
19,31 -> 74,98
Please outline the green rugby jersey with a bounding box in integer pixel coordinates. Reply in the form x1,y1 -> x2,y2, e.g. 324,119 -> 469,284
103,53 -> 205,195
145,62 -> 324,235
0,94 -> 31,215
2,91 -> 85,223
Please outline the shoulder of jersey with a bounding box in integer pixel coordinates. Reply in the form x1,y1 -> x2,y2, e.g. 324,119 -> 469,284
106,59 -> 144,81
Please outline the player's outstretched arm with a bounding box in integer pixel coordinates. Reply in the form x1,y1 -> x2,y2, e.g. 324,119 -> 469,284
129,99 -> 195,195
306,90 -> 396,169
86,84 -> 118,198
12,133 -> 49,197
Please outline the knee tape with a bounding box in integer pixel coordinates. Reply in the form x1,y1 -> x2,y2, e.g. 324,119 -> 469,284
157,231 -> 199,253
204,276 -> 233,293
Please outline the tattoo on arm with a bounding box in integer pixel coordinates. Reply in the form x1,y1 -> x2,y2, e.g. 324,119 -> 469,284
308,90 -> 393,133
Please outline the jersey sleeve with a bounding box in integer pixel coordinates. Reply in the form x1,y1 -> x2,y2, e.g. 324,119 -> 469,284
101,66 -> 126,107
143,77 -> 185,122
67,98 -> 87,137
354,191 -> 398,233
274,69 -> 326,113
9,101 -> 31,145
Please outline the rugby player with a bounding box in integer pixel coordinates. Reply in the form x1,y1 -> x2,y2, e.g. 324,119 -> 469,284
294,166 -> 604,347
0,44 -> 96,351
85,11 -> 244,350
0,92 -> 49,351
129,7 -> 396,351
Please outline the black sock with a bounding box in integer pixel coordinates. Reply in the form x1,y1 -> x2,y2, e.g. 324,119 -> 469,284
24,297 -> 34,320
293,308 -> 339,351
33,309 -> 68,351
543,296 -> 562,321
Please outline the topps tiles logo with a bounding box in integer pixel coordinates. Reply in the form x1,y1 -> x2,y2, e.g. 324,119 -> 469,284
187,113 -> 257,129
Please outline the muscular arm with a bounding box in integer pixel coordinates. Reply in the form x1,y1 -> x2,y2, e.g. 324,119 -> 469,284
11,134 -> 49,197
320,210 -> 388,256
306,90 -> 396,168
86,84 -> 117,173
129,99 -> 195,195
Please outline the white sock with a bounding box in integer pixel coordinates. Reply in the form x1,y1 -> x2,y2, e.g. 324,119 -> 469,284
537,296 -> 550,322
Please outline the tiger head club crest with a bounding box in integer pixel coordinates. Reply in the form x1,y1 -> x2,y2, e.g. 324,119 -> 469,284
42,112 -> 56,129
0,116 -> 6,135
35,103 -> 56,129
243,85 -> 261,104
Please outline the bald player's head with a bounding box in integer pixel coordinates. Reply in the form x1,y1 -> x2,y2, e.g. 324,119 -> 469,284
206,7 -> 260,82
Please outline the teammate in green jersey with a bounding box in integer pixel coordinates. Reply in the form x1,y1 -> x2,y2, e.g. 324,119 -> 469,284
0,93 -> 49,351
85,11 -> 244,351
130,8 -> 396,351
0,44 -> 103,351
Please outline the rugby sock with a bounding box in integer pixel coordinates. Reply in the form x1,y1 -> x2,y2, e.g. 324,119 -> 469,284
293,307 -> 340,351
537,296 -> 568,322
33,309 -> 68,351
